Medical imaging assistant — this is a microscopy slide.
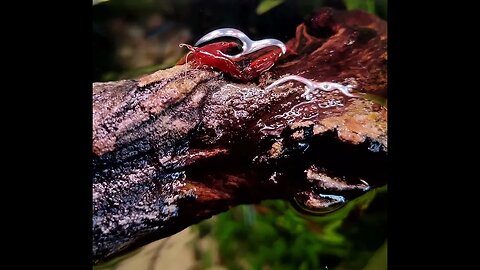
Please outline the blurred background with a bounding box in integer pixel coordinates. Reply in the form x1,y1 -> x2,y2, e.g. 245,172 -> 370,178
93,0 -> 387,269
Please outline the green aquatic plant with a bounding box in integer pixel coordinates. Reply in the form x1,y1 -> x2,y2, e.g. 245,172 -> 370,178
93,0 -> 109,6
194,186 -> 387,270
344,0 -> 376,14
256,0 -> 286,15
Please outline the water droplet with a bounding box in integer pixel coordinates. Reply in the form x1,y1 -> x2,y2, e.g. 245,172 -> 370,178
291,192 -> 346,215
297,142 -> 310,153
346,38 -> 355,45
269,171 -> 281,184
368,141 -> 383,152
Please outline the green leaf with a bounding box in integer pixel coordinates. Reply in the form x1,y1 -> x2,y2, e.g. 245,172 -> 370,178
362,241 -> 387,270
256,0 -> 285,15
92,0 -> 109,6
344,0 -> 376,14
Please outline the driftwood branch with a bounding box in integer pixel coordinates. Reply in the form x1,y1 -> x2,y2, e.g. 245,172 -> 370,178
93,8 -> 387,264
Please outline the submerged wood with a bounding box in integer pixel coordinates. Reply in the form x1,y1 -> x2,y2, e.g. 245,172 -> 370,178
93,8 -> 387,264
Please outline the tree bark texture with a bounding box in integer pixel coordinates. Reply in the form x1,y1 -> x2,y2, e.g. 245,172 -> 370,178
93,8 -> 387,264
